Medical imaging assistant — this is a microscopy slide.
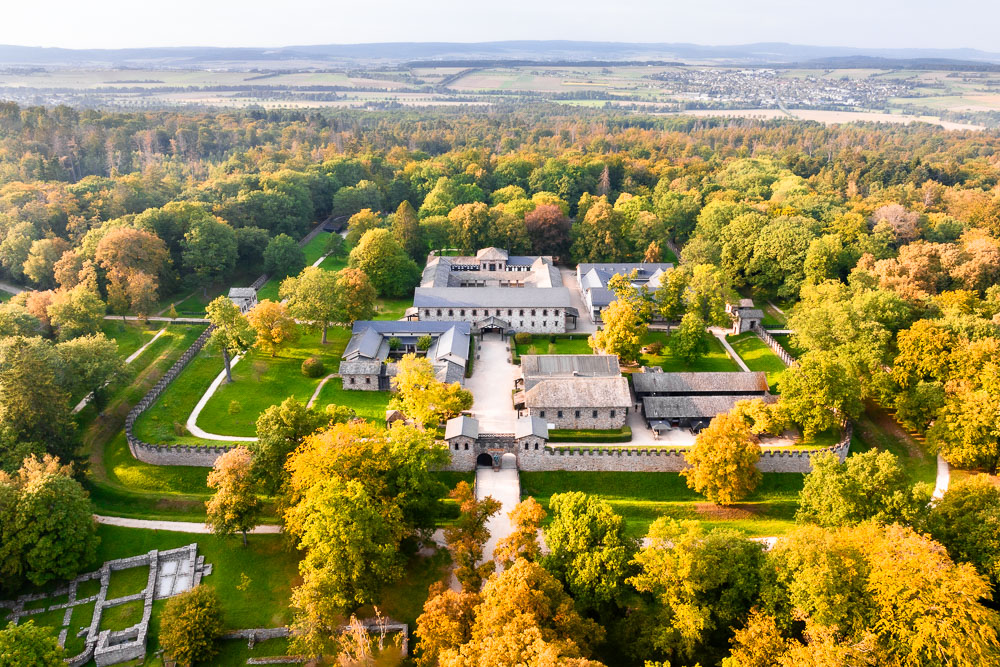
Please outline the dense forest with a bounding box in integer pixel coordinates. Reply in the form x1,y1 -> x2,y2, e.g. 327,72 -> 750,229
2,102 -> 1000,664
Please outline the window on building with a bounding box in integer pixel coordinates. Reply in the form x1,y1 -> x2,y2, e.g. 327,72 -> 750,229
542,321 -> 546,328
472,310 -> 477,316
464,443 -> 468,450
508,309 -> 512,316
350,377 -> 356,384
592,410 -> 597,418
557,410 -> 563,418
365,377 -> 370,384
575,410 -> 581,418
553,309 -> 559,316
534,443 -> 539,450
539,410 -> 546,418
519,309 -> 524,316
611,410 -> 616,418
531,309 -> 536,316
542,309 -> 547,316
460,309 -> 465,316
436,309 -> 442,316
448,309 -> 453,316
524,443 -> 529,450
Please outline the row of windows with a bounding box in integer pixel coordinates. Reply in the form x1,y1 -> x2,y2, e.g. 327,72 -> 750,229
450,442 -> 542,451
537,408 -> 624,419
426,308 -> 559,317
348,376 -> 372,385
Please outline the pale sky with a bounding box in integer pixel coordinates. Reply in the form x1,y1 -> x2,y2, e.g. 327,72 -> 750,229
1,0 -> 997,52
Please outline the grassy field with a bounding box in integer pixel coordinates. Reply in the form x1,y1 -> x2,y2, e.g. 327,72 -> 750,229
771,333 -> 806,360
0,290 -> 11,303
197,327 -> 350,437
851,403 -> 936,486
638,331 -> 741,373
521,471 -> 804,538
313,378 -> 392,424
100,320 -> 159,358
173,285 -> 228,317
373,297 -> 413,321
255,232 -> 336,302
515,334 -> 593,357
727,332 -> 787,392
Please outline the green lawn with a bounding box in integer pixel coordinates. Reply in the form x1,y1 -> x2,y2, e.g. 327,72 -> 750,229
100,320 -> 160,359
521,471 -> 804,538
0,290 -> 11,303
313,378 -> 392,424
851,405 -> 936,486
761,302 -> 787,328
637,331 -> 740,373
373,297 -> 413,321
173,285 -> 229,317
106,565 -> 150,599
727,332 -> 787,392
197,328 -> 349,437
301,231 -> 333,266
254,232 -> 337,303
515,334 -> 593,357
317,252 -> 349,272
771,333 -> 806,360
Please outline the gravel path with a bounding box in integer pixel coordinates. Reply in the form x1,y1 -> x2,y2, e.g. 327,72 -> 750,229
476,457 -> 520,565
711,327 -> 751,372
0,280 -> 23,295
95,514 -> 282,534
185,354 -> 257,442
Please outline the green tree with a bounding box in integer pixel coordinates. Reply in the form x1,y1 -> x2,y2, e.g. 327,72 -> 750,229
391,200 -> 424,261
571,197 -> 630,262
923,475 -> 1000,588
181,216 -> 237,296
205,446 -> 260,547
777,350 -> 863,437
332,267 -> 376,326
682,410 -> 761,505
280,266 -> 339,343
46,284 -> 105,341
389,354 -> 473,428
589,298 -> 646,366
542,492 -> 638,614
629,519 -> 765,660
205,295 -> 254,383
23,238 -> 71,289
249,397 -> 329,495
263,233 -> 305,280
797,450 -> 931,528
670,312 -> 710,365
443,481 -> 501,591
158,585 -> 225,667
55,333 -> 127,409
0,621 -> 65,666
345,208 -> 385,247
348,228 -> 421,298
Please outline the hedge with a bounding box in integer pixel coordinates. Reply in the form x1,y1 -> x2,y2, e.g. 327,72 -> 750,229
547,426 -> 632,443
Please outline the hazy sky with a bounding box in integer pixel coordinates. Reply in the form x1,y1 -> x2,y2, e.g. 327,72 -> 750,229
2,0 -> 998,51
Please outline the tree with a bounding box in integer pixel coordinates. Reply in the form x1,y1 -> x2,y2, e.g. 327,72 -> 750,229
542,492 -> 637,614
349,228 -> 421,298
524,204 -> 571,257
415,583 -> 480,667
346,208 -> 386,247
263,233 -> 305,280
588,298 -> 646,366
234,225 -> 270,266
444,481 -> 501,591
571,197 -> 630,262
495,497 -> 546,569
433,559 -> 606,666
23,238 -> 70,288
46,284 -> 105,341
124,270 -> 158,321
796,450 -> 931,528
391,201 -> 424,261
0,456 -> 99,589
682,411 -> 761,505
158,585 -> 225,667
246,299 -> 299,358
923,475 -> 1000,587
249,397 -> 330,495
333,268 -> 376,326
778,350 -> 863,437
204,295 -> 253,382
55,333 -> 126,410
0,337 -> 76,471
0,621 -> 65,666
928,387 -> 1000,472
205,446 -> 260,547
181,216 -> 237,295
280,266 -> 339,344
670,312 -> 710,365
389,354 -> 473,428
94,226 -> 168,283
629,519 -> 766,660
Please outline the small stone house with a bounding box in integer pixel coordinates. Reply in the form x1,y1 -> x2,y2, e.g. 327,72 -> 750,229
520,376 -> 631,430
726,298 -> 764,335
228,287 -> 258,314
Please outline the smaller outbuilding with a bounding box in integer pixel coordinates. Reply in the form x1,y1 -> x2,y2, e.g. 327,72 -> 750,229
726,298 -> 765,335
227,287 -> 258,314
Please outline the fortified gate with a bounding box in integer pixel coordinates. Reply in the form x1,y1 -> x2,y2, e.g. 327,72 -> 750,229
443,416 -> 548,470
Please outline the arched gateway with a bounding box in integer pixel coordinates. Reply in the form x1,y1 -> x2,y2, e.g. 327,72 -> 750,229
443,415 -> 549,471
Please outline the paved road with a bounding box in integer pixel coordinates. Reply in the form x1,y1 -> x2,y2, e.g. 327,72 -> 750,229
185,353 -> 257,442
558,267 -> 598,334
933,454 -> 951,501
476,456 -> 520,565
95,515 -> 281,534
466,336 -> 519,432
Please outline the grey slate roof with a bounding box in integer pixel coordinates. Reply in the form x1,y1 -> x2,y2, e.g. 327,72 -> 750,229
632,371 -> 769,396
525,376 -> 631,409
343,321 -> 471,363
414,286 -> 573,309
643,394 -> 776,420
520,354 -> 621,390
435,360 -> 466,385
445,416 -> 479,440
476,247 -> 509,261
338,360 -> 382,375
228,287 -> 257,298
735,309 -> 765,320
576,263 -> 674,287
515,415 -> 549,440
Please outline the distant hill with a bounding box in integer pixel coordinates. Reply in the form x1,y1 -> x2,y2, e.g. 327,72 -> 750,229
0,41 -> 998,68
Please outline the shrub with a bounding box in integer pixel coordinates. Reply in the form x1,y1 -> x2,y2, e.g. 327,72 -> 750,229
515,332 -> 533,345
417,335 -> 433,351
388,336 -> 401,350
547,427 -> 632,443
301,356 -> 326,378
159,586 -> 224,666
547,342 -> 558,354
228,400 -> 242,415
645,341 -> 663,355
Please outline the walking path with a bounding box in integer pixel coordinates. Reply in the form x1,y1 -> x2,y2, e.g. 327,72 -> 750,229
72,327 -> 169,414
0,280 -> 23,295
306,374 -> 336,408
103,315 -> 209,324
933,454 -> 951,501
465,336 -> 520,432
764,329 -> 794,335
558,268 -> 598,334
476,456 -> 520,565
94,514 -> 282,534
710,327 -> 751,372
767,300 -> 785,315
185,354 -> 257,442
